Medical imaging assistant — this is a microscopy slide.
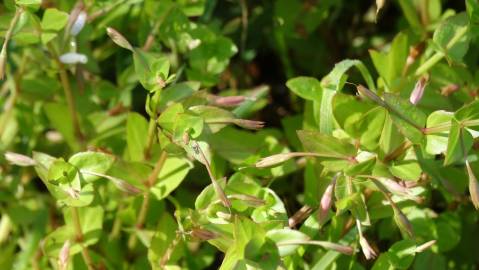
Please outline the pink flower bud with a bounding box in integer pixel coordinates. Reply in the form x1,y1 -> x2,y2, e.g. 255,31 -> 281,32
466,160 -> 479,209
409,76 -> 427,105
379,178 -> 410,196
4,152 -> 36,166
318,176 -> 337,225
58,240 -> 70,270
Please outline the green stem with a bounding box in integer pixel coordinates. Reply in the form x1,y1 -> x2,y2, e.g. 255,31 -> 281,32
415,25 -> 469,76
72,208 -> 95,270
144,116 -> 156,160
0,7 -> 23,79
47,44 -> 84,147
128,151 -> 168,249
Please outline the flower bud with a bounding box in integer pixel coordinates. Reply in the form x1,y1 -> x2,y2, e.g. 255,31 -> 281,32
356,84 -> 386,107
359,235 -> 377,260
59,53 -> 88,64
212,96 -> 246,107
232,119 -> 264,130
415,240 -> 436,253
4,152 -> 36,166
465,160 -> 479,209
288,205 -> 313,228
440,84 -> 459,97
106,27 -> 133,51
70,11 -> 87,36
318,176 -> 337,225
409,76 -> 427,105
110,176 -> 142,195
58,240 -> 70,270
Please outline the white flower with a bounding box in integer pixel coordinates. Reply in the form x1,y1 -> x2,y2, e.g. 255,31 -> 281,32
187,39 -> 201,50
59,53 -> 88,64
71,11 -> 87,36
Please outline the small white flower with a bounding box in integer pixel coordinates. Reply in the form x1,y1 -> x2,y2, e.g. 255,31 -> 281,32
70,11 -> 87,36
59,53 -> 88,64
187,39 -> 201,50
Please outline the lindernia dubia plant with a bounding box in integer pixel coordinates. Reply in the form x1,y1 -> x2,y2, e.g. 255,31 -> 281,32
2,0 -> 479,269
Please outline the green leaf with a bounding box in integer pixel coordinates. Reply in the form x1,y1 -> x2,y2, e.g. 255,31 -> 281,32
297,130 -> 356,158
286,76 -> 322,101
383,93 -> 426,144
426,110 -> 453,155
126,112 -> 149,162
69,151 -> 115,182
41,8 -> 68,31
150,157 -> 192,200
44,103 -> 80,151
444,118 -> 473,165
189,105 -> 234,133
369,32 -> 408,88
432,13 -> 470,63
389,160 -> 422,181
387,239 -> 416,269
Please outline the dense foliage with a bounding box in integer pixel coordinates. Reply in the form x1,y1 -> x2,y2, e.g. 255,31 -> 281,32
2,0 -> 479,269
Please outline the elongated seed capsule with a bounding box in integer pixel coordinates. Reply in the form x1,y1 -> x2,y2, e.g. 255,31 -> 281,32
466,160 -> 479,209
356,84 -> 387,107
106,27 -> 133,51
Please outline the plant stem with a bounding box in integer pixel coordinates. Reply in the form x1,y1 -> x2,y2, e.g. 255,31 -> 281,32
71,208 -> 95,270
128,151 -> 168,249
144,116 -> 157,160
383,140 -> 413,162
415,25 -> 469,76
47,44 -> 84,147
1,7 -> 23,79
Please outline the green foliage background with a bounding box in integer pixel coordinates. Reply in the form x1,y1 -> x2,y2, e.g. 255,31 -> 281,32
1,0 -> 479,269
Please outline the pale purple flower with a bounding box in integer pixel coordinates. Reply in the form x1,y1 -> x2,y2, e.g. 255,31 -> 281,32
59,53 -> 88,64
70,11 -> 87,36
4,152 -> 36,166
359,236 -> 377,260
409,77 -> 427,105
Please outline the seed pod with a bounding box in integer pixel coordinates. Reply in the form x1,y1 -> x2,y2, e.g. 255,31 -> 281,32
191,228 -> 217,241
59,53 -> 88,64
356,84 -> 386,107
232,119 -> 264,130
288,205 -> 313,228
466,160 -> 479,209
410,76 -> 427,105
4,152 -> 36,166
415,240 -> 436,253
229,194 -> 265,207
70,11 -> 87,36
106,27 -> 133,51
212,96 -> 246,107
255,153 -> 295,168
63,187 -> 80,199
315,241 -> 354,255
392,206 -> 414,238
